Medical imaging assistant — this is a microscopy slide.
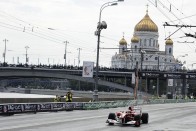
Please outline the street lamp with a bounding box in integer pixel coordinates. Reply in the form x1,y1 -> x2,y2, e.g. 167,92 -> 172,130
138,49 -> 145,99
63,41 -> 69,66
94,0 -> 124,101
25,46 -> 29,65
3,39 -> 8,66
155,53 -> 160,97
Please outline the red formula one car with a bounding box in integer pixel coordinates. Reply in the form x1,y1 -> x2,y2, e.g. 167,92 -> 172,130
106,106 -> 148,127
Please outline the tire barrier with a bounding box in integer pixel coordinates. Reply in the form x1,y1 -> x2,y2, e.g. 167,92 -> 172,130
0,99 -> 196,115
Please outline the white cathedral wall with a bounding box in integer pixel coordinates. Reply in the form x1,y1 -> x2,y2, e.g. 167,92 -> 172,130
135,31 -> 159,51
165,45 -> 173,55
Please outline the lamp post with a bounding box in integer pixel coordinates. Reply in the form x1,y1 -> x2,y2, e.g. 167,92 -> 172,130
25,46 -> 29,65
94,0 -> 124,101
156,54 -> 160,97
140,49 -> 146,71
139,49 -> 145,99
3,39 -> 8,66
63,41 -> 69,66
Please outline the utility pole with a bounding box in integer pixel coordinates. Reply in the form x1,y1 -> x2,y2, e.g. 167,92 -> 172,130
3,39 -> 8,66
134,62 -> 139,100
25,46 -> 29,65
139,49 -> 145,99
63,41 -> 69,66
17,57 -> 19,64
157,55 -> 160,97
77,48 -> 81,68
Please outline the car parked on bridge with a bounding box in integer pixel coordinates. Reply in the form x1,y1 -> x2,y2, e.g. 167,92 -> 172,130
106,106 -> 148,127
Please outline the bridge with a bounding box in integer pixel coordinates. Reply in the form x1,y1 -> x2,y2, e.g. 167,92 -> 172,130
0,67 -> 134,92
0,67 -> 196,98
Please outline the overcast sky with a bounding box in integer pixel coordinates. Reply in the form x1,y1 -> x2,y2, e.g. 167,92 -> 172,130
0,0 -> 196,69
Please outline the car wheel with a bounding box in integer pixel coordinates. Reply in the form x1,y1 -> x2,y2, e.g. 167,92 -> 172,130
134,115 -> 141,127
135,120 -> 140,127
108,113 -> 116,120
141,113 -> 149,124
108,123 -> 114,125
107,113 -> 116,125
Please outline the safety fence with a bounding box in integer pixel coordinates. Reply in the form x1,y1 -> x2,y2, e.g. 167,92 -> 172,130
0,99 -> 195,115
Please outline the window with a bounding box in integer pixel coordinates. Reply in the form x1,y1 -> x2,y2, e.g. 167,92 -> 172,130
153,40 -> 155,47
135,45 -> 137,51
140,39 -> 142,46
169,48 -> 172,54
144,39 -> 146,46
149,39 -> 151,46
155,57 -> 158,60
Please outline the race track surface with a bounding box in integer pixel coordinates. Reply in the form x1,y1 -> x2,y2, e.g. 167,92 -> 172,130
0,102 -> 196,131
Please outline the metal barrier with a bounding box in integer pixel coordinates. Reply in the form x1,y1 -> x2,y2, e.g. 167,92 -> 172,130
0,99 -> 196,115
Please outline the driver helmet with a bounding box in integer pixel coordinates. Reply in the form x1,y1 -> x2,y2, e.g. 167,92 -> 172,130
128,106 -> 133,111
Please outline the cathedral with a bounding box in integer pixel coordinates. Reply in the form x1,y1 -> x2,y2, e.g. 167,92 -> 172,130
111,8 -> 178,71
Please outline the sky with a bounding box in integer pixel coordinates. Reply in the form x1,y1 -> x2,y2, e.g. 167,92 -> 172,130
0,0 -> 196,69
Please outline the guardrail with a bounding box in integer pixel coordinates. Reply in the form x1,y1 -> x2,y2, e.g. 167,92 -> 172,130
0,99 -> 195,115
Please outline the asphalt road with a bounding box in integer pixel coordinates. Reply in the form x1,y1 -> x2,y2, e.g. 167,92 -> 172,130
0,102 -> 196,131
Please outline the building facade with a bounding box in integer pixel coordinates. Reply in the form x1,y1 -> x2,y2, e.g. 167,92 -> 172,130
111,10 -> 178,71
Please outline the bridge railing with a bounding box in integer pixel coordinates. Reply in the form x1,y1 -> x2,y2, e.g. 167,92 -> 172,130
0,99 -> 195,115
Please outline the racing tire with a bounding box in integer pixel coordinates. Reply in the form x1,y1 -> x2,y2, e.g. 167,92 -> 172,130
108,123 -> 114,125
107,113 -> 116,125
108,113 -> 116,120
141,113 -> 149,124
134,115 -> 141,127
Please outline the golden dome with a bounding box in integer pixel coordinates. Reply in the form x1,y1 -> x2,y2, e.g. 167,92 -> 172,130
134,12 -> 158,32
165,38 -> 173,45
119,37 -> 127,45
131,35 -> 139,43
